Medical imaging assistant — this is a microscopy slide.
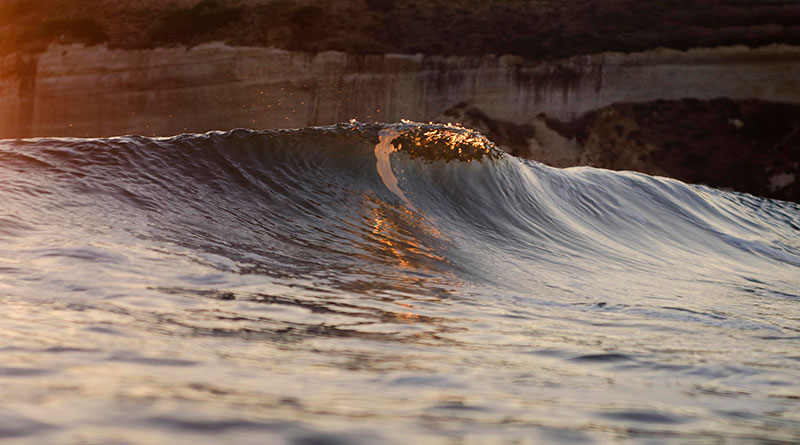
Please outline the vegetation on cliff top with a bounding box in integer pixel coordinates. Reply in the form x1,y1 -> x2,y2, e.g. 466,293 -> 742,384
1,0 -> 800,58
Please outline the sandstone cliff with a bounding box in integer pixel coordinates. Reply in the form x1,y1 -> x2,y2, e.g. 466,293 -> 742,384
1,43 -> 799,139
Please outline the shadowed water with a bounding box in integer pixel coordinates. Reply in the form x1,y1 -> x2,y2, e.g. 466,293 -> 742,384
0,122 -> 798,444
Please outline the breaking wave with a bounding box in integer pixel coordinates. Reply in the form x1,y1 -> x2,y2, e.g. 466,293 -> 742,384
0,121 -> 798,443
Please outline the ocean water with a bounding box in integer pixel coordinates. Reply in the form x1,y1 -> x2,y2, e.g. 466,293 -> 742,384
0,122 -> 798,444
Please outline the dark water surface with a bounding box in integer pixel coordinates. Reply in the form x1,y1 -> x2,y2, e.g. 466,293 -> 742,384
0,122 -> 798,444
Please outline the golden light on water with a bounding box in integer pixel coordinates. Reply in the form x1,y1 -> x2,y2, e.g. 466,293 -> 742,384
370,212 -> 413,270
367,123 -> 496,270
389,123 -> 502,163
367,202 -> 446,271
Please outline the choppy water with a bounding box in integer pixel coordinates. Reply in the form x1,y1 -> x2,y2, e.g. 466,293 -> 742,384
0,122 -> 798,444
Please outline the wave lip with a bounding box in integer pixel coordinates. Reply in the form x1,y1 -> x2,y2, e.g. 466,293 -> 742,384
387,120 -> 503,163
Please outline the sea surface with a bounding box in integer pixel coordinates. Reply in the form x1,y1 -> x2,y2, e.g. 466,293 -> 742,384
0,122 -> 798,444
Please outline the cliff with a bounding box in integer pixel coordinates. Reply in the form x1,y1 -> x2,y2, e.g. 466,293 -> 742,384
1,43 -> 799,139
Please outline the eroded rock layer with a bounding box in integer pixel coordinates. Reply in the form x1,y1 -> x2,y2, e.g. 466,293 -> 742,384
0,43 -> 798,139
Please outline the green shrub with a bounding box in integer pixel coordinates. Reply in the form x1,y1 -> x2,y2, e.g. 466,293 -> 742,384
32,18 -> 108,45
151,0 -> 243,42
0,17 -> 107,54
287,5 -> 328,50
0,0 -> 36,20
365,0 -> 395,12
289,5 -> 324,27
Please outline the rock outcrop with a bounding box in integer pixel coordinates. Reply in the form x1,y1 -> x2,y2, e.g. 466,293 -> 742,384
447,99 -> 800,202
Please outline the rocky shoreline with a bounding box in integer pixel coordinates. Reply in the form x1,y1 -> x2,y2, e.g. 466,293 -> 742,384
1,42 -> 799,202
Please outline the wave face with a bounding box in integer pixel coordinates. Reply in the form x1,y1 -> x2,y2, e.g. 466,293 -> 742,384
1,122 -> 798,443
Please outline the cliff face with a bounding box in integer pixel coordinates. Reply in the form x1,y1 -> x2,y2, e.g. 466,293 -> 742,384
1,43 -> 799,139
0,53 -> 36,137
